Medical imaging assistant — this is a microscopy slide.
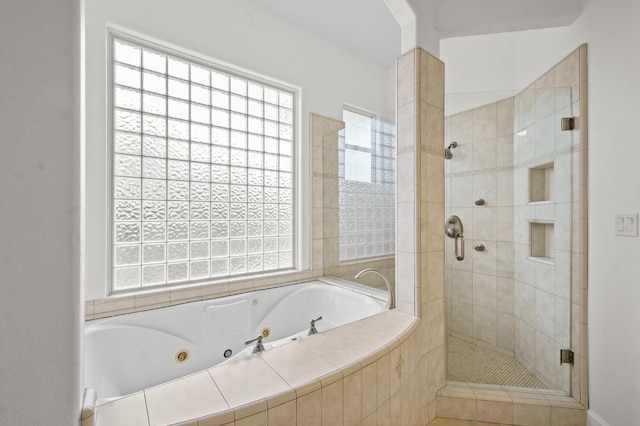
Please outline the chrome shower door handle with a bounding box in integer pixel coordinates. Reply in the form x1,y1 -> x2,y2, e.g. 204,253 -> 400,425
445,215 -> 465,262
455,233 -> 465,261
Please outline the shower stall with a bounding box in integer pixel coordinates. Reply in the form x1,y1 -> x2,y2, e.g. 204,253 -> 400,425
443,46 -> 588,396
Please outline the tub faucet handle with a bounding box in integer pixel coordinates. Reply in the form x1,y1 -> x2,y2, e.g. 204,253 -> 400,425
307,316 -> 323,335
245,335 -> 265,353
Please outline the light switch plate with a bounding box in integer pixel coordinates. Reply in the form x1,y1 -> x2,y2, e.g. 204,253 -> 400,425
615,213 -> 638,237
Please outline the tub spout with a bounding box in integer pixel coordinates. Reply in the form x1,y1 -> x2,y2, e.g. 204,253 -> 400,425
355,268 -> 395,310
245,335 -> 265,353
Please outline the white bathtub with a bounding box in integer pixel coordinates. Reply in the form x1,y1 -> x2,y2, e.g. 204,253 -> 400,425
84,279 -> 386,400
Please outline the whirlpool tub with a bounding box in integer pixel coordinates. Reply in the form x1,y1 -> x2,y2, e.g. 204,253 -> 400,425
84,279 -> 387,401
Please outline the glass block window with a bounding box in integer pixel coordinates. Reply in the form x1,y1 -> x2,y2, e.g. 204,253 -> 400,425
110,35 -> 296,291
339,109 -> 395,261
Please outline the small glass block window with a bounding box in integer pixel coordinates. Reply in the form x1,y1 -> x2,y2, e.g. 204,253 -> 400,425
339,109 -> 395,261
111,35 -> 296,291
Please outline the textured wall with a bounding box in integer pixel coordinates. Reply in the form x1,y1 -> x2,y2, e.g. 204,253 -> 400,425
0,0 -> 82,424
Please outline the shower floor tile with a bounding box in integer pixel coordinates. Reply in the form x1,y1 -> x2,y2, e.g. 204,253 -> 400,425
447,335 -> 547,389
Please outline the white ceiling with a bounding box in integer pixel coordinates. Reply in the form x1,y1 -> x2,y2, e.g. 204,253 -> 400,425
432,0 -> 585,38
252,0 -> 401,67
251,0 -> 584,68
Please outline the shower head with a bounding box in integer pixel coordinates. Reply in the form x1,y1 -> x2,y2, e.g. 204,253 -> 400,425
444,141 -> 458,159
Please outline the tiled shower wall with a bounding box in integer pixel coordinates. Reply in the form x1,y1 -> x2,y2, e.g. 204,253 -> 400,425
512,46 -> 587,392
445,98 -> 516,357
444,45 -> 588,400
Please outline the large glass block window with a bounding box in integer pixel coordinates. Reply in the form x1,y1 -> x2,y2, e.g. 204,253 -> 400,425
339,109 -> 395,261
110,35 -> 296,291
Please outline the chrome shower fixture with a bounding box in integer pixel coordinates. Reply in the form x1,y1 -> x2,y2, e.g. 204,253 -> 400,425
444,141 -> 458,159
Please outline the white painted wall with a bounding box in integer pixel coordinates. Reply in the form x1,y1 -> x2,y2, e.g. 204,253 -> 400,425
84,0 -> 394,299
0,1 -> 82,424
440,26 -> 580,115
441,1 -> 640,423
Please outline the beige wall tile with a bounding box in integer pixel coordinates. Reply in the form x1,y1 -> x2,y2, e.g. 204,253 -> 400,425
473,138 -> 497,170
425,153 -> 445,204
555,50 -> 580,88
450,141 -> 473,173
235,411 -> 266,426
514,402 -> 551,426
343,371 -> 361,425
361,361 -> 378,419
427,345 -> 446,403
389,390 -> 402,425
361,411 -> 377,426
451,300 -> 473,337
397,101 -> 416,156
536,87 -> 556,121
422,51 -> 445,109
197,409 -> 235,426
518,85 -> 536,131
448,110 -> 473,146
550,407 -> 586,426
260,341 -> 335,389
497,98 -> 515,137
296,389 -> 321,426
472,103 -> 497,143
234,400 -> 268,422
267,400 -> 296,425
376,353 -> 390,407
208,357 -> 289,408
422,102 -> 445,151
476,400 -> 513,424
397,50 -> 416,107
497,312 -> 515,352
427,299 -> 445,351
376,400 -> 390,426
93,295 -> 134,314
473,306 -> 497,346
436,396 -> 476,420
321,379 -> 344,426
473,273 -> 497,310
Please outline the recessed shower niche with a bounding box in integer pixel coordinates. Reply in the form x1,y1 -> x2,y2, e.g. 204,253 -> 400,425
529,162 -> 554,203
530,222 -> 554,262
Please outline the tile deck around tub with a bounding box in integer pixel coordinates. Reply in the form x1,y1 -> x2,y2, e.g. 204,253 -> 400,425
95,309 -> 418,426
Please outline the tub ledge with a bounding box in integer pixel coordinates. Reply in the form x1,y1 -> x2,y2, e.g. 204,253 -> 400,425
95,309 -> 418,425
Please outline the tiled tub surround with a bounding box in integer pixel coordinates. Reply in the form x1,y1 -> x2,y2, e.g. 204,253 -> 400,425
96,310 -> 420,425
442,45 -> 588,419
86,279 -> 387,400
